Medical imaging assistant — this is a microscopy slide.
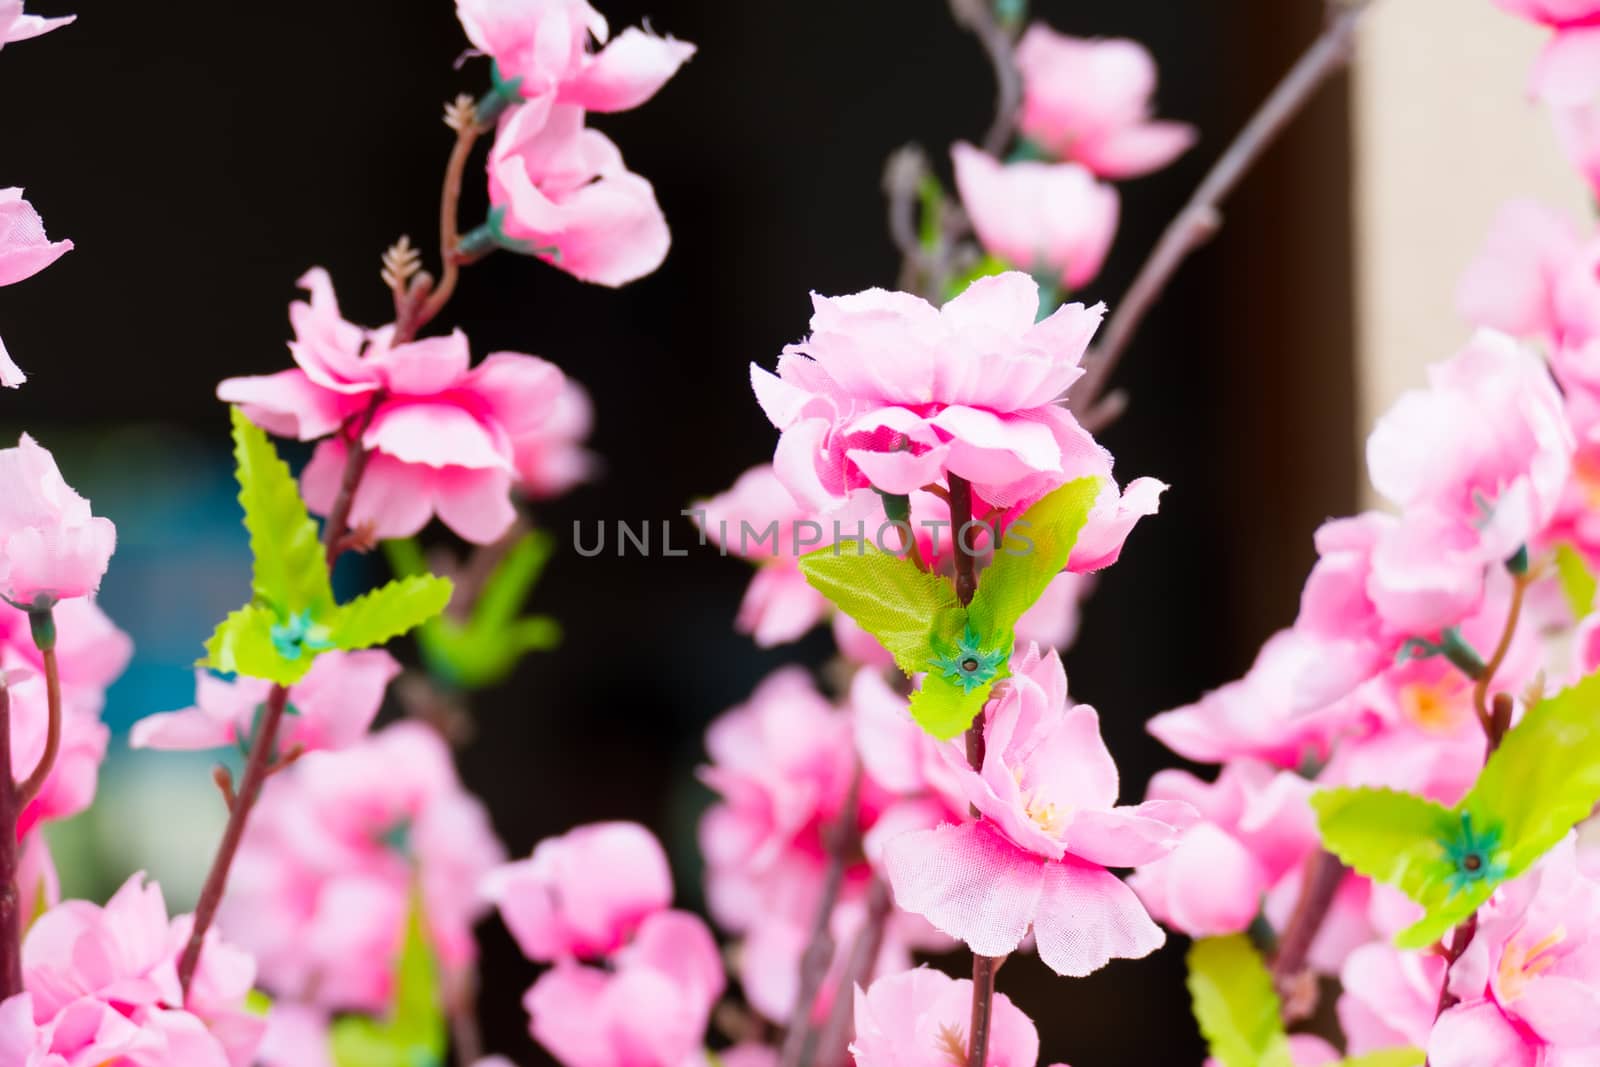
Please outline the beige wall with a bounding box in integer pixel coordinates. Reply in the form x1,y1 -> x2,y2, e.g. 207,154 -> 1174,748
1353,0 -> 1589,449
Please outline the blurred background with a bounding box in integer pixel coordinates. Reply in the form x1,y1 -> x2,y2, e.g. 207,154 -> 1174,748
0,0 -> 1583,1063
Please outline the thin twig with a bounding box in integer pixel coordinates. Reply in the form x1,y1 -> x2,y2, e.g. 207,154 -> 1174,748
1473,572 -> 1528,745
15,647 -> 60,807
0,685 -> 22,999
1423,916 -> 1478,1067
814,878 -> 893,1065
948,0 -> 1025,157
178,683 -> 290,997
965,955 -> 1002,1067
411,97 -> 485,335
1268,848 -> 1346,1018
1071,0 -> 1373,420
780,769 -> 863,1067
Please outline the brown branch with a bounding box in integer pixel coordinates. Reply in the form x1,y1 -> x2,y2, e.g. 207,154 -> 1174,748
409,97 -> 486,337
948,0 -> 1025,157
1473,572 -> 1528,747
1269,848 -> 1346,1018
814,878 -> 893,1065
965,955 -> 1003,1067
1071,0 -> 1374,420
0,685 -> 22,999
1423,916 -> 1479,1067
780,768 -> 862,1067
211,765 -> 237,811
178,682 -> 291,997
15,647 -> 60,807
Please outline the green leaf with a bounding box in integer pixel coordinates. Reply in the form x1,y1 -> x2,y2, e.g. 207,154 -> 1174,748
967,476 -> 1098,644
909,674 -> 993,740
1554,542 -> 1597,618
329,575 -> 454,652
230,407 -> 332,618
201,605 -> 316,685
799,541 -> 965,676
1185,935 -> 1294,1067
329,890 -> 446,1067
1465,670 -> 1600,876
1310,787 -> 1489,948
1341,1050 -> 1425,1067
396,532 -> 562,690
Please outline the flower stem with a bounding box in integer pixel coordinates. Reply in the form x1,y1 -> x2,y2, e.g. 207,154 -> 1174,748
177,681 -> 290,997
814,877 -> 893,1064
780,767 -> 862,1067
1423,915 -> 1478,1067
15,644 -> 60,808
966,954 -> 1002,1067
0,684 -> 23,999
1268,848 -> 1345,1017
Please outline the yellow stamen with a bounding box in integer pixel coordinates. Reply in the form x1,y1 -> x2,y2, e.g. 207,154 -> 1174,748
1497,926 -> 1567,1002
1399,676 -> 1472,735
936,1023 -> 968,1067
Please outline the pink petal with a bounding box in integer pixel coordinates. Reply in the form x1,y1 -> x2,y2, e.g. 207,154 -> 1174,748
217,369 -> 350,441
1031,855 -> 1163,977
561,27 -> 696,112
881,820 -> 1044,958
1531,26 -> 1600,106
363,402 -> 510,472
1428,1000 -> 1537,1067
1075,121 -> 1197,179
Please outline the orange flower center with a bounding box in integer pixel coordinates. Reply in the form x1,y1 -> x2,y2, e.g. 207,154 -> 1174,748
1496,926 -> 1566,1003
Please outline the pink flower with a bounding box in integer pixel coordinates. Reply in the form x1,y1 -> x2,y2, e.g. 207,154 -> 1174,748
1129,761 -> 1318,939
4,673 -> 106,838
1552,102 -> 1600,198
882,647 -> 1193,976
1367,330 -> 1571,567
456,0 -> 693,112
22,873 -> 264,1066
849,967 -> 1042,1067
0,2 -> 71,47
219,269 -> 572,543
130,649 -> 400,755
1146,628 -> 1360,767
1337,943 -> 1444,1057
698,668 -> 865,930
1429,838 -> 1600,1066
219,722 -> 504,1013
1013,25 -> 1195,178
0,435 -> 116,607
951,144 -> 1119,291
525,910 -> 723,1067
1456,199 -> 1583,345
1493,0 -> 1600,106
752,272 -> 1121,511
0,598 -> 133,709
0,189 -> 73,389
512,375 -> 597,498
486,98 -> 671,287
0,994 -> 59,1067
482,821 -> 673,962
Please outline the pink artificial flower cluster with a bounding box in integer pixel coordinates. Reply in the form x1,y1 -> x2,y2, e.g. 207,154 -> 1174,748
948,25 -> 1194,295
220,269 -> 594,543
456,0 -> 694,285
1,874 -> 263,1066
219,723 -> 503,1022
482,821 -> 725,1067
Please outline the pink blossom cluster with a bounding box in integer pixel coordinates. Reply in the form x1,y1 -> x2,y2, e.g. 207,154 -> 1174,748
219,269 -> 595,544
457,0 -> 694,285
1496,0 -> 1600,196
946,25 -> 1194,297
482,821 -> 725,1067
1,874 -> 263,1066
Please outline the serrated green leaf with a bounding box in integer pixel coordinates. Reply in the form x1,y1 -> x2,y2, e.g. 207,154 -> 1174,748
1465,670 -> 1600,876
201,605 -> 316,685
967,476 -> 1098,644
329,890 -> 446,1067
329,575 -> 454,652
1341,1049 -> 1425,1067
1555,542 -> 1597,618
1185,935 -> 1294,1067
474,530 -> 553,628
909,673 -> 994,740
230,407 -> 332,618
799,541 -> 965,676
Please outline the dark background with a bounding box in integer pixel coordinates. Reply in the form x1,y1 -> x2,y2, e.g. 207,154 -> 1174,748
1,1 -> 1359,1063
